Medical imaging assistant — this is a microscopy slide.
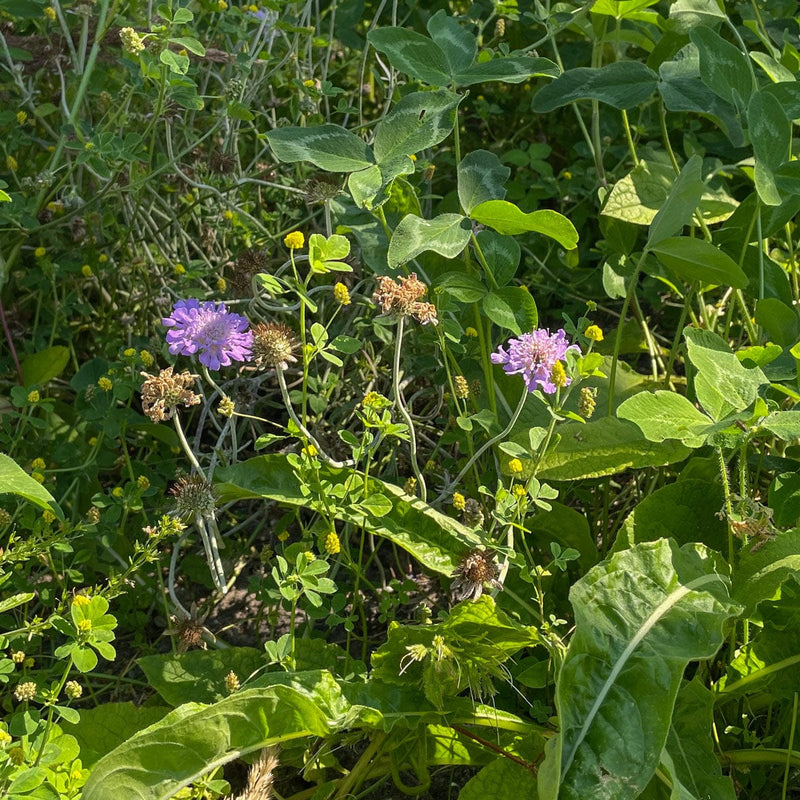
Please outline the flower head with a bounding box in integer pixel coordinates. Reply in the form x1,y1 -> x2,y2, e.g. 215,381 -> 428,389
491,328 -> 579,394
284,231 -> 305,250
162,299 -> 253,370
451,549 -> 501,602
334,282 -> 351,305
140,367 -> 200,423
252,322 -> 297,370
171,475 -> 217,518
373,273 -> 438,325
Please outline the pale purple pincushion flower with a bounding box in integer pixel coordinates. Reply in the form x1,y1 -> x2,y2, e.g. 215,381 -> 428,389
491,328 -> 579,394
162,299 -> 254,371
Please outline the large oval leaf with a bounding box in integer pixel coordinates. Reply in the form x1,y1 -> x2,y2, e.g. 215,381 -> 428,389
0,452 -> 64,519
538,539 -> 740,800
471,201 -> 578,249
267,125 -> 374,172
387,213 -> 472,268
650,237 -> 748,289
367,28 -> 451,86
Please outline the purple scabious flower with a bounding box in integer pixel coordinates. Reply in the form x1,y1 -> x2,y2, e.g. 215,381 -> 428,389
162,299 -> 253,371
491,328 -> 579,394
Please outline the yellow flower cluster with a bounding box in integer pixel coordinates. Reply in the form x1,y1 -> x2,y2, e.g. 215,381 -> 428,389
284,231 -> 305,250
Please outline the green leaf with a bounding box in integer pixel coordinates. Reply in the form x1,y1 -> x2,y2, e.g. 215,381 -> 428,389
373,90 -> 460,166
436,272 -> 487,303
732,528 -> 800,615
308,233 -> 351,274
603,161 -> 679,227
617,390 -> 712,448
471,201 -> 578,249
454,56 -> 559,86
647,155 -> 704,247
532,62 -> 658,111
538,540 -> 739,800
650,237 -> 748,289
613,479 -> 727,554
21,346 -> 70,387
482,287 -> 537,335
476,230 -> 520,287
690,26 -> 753,108
537,417 -> 693,480
754,298 -> 799,347
216,455 -> 481,574
387,213 -> 472,268
168,36 -> 204,56
367,28 -> 451,86
159,49 -> 189,75
659,680 -> 737,800
138,648 -> 266,706
592,0 -> 660,17
0,592 -> 34,614
267,125 -> 374,172
758,410 -> 800,441
0,452 -> 64,519
457,150 -> 510,214
460,757 -> 540,799
527,502 -> 599,574
748,90 -> 791,173
82,685 -> 335,800
683,327 -> 766,420
426,9 -> 476,75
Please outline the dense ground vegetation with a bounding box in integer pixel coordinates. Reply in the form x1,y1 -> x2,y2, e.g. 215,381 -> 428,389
1,0 -> 800,797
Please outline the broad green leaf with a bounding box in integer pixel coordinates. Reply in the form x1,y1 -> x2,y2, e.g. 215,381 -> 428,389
669,0 -> 726,27
138,648 -> 266,706
82,685 -> 335,800
0,452 -> 64,519
683,327 -> 766,420
426,9 -> 476,75
308,233 -> 351,273
690,26 -> 753,108
168,36 -> 205,56
537,417 -> 693,480
454,56 -> 559,86
758,410 -> 800,441
532,62 -> 658,112
457,150 -> 510,214
732,528 -> 800,615
367,28 -> 451,86
482,287 -> 537,336
61,703 -> 169,768
347,164 -> 386,209
267,125 -> 374,172
762,81 -> 800,121
216,455 -> 481,574
476,230 -> 520,287
159,49 -> 189,74
754,298 -> 798,347
650,237 -> 748,289
387,213 -> 472,268
527,502 -> 599,574
436,272 -> 487,303
748,91 -> 789,206
0,592 -> 34,614
538,539 -> 739,800
372,90 -> 460,166
658,680 -> 736,800
617,391 -> 712,447
603,161 -> 679,226
592,0 -> 660,17
471,201 -> 578,249
460,757 -> 540,799
647,155 -> 704,247
614,479 -> 727,554
769,472 -> 800,527
717,577 -> 800,700
21,345 -> 70,386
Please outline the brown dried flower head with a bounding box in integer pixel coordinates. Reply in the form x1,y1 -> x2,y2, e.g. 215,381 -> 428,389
170,475 -> 217,517
451,548 -> 501,602
373,273 -> 438,325
165,603 -> 208,653
252,322 -> 298,370
140,367 -> 200,423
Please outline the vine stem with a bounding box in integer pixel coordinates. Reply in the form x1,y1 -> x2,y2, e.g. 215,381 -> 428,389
392,317 -> 427,501
435,386 -> 528,505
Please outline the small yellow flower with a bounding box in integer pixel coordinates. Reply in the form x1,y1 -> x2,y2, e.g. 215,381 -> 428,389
27,390 -> 40,403
65,680 -> 82,700
217,0 -> 227,9
31,472 -> 45,484
72,594 -> 91,607
334,282 -> 351,305
139,350 -> 154,366
0,730 -> 11,746
42,509 -> 55,524
112,487 -> 124,498
88,436 -> 98,447
31,458 -> 46,470
248,4 -> 258,11
16,111 -> 27,125
284,231 -> 305,250
303,79 -> 315,88
81,265 -> 93,277
217,277 -> 227,292
465,327 -> 478,338
563,170 -> 572,180
44,6 -> 56,20
508,458 -> 524,475
98,254 -> 108,263
222,209 -> 234,221
123,347 -> 136,357
23,657 -> 34,669
585,324 -> 604,342
77,618 -> 92,633
452,492 -> 466,511
34,247 -> 46,259
11,651 -> 25,664
409,153 -> 417,162
84,141 -> 95,151
47,145 -> 55,153
218,396 -> 235,417
137,475 -> 150,491
303,551 -> 315,562
173,263 -> 186,276
513,484 -> 526,498
9,746 -> 25,764
324,531 -> 341,555
277,530 -> 290,542
6,155 -> 17,171
550,361 -> 568,389
97,377 -> 113,391
301,444 -> 318,458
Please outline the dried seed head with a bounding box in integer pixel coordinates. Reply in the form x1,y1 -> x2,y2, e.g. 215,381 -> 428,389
454,375 -> 469,399
225,671 -> 240,693
252,322 -> 297,370
462,498 -> 484,528
579,387 -> 597,419
140,367 -> 200,423
304,174 -> 342,204
451,548 -> 501,602
13,682 -> 37,702
170,475 -> 217,517
372,273 -> 438,325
